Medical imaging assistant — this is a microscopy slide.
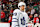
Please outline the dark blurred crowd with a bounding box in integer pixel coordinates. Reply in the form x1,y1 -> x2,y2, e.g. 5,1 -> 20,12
0,0 -> 40,26
1,0 -> 19,27
1,0 -> 18,22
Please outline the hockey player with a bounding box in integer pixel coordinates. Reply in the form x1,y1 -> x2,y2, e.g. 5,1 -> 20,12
11,2 -> 29,27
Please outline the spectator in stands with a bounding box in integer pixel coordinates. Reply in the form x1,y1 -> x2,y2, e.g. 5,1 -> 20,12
38,6 -> 40,14
3,0 -> 7,4
8,14 -> 12,27
1,3 -> 4,10
29,0 -> 34,6
2,4 -> 5,9
29,14 -> 33,21
37,2 -> 39,5
34,9 -> 38,14
6,2 -> 9,6
34,2 -> 37,6
1,10 -> 5,22
4,8 -> 7,15
9,2 -> 12,9
6,2 -> 9,10
33,13 -> 39,25
4,8 -> 8,22
39,1 -> 40,5
26,5 -> 31,14
31,6 -> 35,15
26,5 -> 30,11
10,8 -> 13,14
39,15 -> 40,23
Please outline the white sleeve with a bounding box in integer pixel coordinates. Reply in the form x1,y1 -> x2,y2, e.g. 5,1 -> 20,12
12,10 -> 19,27
12,10 -> 19,22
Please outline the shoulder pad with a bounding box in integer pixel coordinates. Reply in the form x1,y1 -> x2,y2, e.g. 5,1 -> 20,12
13,9 -> 20,13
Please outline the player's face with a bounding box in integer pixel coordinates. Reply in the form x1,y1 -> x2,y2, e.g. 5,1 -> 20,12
20,5 -> 25,11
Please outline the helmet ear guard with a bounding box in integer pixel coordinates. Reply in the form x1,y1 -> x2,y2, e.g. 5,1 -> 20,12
19,6 -> 20,7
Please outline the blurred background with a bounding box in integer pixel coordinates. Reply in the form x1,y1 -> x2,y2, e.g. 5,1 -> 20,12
0,0 -> 40,26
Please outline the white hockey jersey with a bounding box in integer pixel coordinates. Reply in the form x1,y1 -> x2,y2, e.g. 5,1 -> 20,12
11,9 -> 29,27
